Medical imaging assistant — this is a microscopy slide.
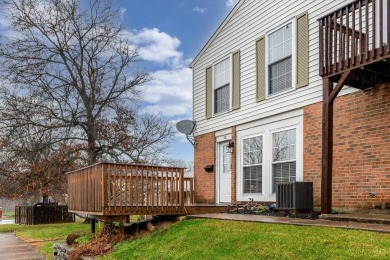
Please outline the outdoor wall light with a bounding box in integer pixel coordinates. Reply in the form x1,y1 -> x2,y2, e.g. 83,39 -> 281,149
369,191 -> 376,197
226,140 -> 234,154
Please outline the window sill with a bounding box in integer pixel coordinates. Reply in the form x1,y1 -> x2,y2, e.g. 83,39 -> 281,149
266,87 -> 295,100
212,110 -> 231,118
242,193 -> 262,196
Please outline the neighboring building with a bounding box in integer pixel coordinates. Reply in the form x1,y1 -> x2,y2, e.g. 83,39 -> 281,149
190,0 -> 390,211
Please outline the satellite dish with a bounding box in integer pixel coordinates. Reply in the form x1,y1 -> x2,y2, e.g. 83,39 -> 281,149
176,120 -> 196,135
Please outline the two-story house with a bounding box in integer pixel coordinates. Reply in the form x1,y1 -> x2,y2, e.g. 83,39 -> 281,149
190,0 -> 390,212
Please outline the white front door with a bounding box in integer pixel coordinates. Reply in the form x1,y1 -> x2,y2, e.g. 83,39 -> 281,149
218,142 -> 231,203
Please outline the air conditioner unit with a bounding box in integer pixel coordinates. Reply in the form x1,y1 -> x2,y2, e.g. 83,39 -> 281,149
276,182 -> 313,210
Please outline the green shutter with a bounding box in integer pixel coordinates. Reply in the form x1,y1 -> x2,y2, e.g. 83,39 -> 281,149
232,50 -> 240,110
296,11 -> 309,88
205,66 -> 212,119
256,36 -> 265,102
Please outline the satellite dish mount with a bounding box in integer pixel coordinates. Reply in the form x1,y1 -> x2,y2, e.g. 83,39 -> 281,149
176,120 -> 196,148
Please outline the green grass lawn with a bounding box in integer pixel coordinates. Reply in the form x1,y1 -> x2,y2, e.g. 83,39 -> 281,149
0,221 -> 92,259
1,211 -> 15,217
104,219 -> 390,260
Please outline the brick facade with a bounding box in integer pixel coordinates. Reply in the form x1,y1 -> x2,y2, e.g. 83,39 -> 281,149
194,84 -> 390,210
304,84 -> 390,210
194,132 -> 216,203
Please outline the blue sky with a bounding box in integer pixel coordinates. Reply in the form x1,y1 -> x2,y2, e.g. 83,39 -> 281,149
114,0 -> 238,162
0,0 -> 238,163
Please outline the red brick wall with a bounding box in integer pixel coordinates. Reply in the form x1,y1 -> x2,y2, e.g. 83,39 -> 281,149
304,84 -> 390,210
194,132 -> 216,203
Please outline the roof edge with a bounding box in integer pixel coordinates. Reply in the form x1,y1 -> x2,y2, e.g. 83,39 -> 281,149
189,0 -> 244,69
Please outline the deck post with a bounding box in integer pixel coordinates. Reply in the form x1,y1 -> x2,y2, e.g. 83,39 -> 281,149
180,169 -> 185,210
91,218 -> 96,233
321,77 -> 333,214
321,73 -> 350,214
101,163 -> 108,215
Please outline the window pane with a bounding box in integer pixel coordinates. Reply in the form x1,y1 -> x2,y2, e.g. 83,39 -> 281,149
272,128 -> 296,162
243,166 -> 262,193
243,136 -> 263,166
214,57 -> 230,89
269,57 -> 292,95
214,85 -> 229,114
242,136 -> 263,194
272,161 -> 296,192
268,23 -> 292,64
222,145 -> 231,174
243,139 -> 249,153
214,57 -> 230,114
268,23 -> 292,95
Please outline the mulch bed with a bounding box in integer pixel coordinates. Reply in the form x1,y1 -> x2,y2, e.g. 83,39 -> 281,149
227,204 -> 320,220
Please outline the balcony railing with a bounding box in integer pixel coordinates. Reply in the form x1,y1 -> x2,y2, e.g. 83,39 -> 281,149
67,163 -> 194,216
319,0 -> 390,79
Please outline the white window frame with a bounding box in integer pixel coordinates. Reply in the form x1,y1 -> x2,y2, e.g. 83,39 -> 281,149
236,112 -> 303,202
265,18 -> 297,99
270,126 -> 298,194
241,134 -> 264,195
212,54 -> 233,116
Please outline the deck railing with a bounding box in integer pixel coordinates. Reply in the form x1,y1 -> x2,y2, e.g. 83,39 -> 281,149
67,163 -> 194,216
319,0 -> 390,77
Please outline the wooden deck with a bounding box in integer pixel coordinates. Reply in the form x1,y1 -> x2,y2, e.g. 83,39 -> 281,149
67,163 -> 228,218
318,0 -> 390,213
318,0 -> 390,89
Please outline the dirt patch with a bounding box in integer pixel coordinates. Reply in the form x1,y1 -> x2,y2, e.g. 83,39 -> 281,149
68,217 -> 176,260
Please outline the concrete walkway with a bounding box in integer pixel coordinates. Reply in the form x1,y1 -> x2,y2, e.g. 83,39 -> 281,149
0,233 -> 46,260
189,213 -> 390,233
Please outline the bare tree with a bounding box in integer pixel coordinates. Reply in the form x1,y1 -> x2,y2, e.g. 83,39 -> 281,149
0,124 -> 78,201
0,0 -> 174,165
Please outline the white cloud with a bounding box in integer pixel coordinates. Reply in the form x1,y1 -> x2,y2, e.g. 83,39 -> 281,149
119,7 -> 127,19
226,0 -> 239,7
193,7 -> 208,14
142,68 -> 192,118
131,28 -> 183,67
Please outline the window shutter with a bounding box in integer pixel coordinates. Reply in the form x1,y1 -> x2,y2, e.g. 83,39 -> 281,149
296,11 -> 309,88
205,66 -> 212,119
232,50 -> 240,110
256,36 -> 265,102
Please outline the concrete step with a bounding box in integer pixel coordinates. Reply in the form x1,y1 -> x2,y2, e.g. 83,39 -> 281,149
319,213 -> 390,225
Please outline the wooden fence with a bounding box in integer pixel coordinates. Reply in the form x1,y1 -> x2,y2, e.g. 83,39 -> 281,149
15,204 -> 75,225
67,163 -> 194,216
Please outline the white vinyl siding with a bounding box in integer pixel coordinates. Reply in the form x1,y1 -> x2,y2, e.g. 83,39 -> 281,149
272,128 -> 297,192
242,136 -> 263,194
268,23 -> 293,95
192,0 -> 358,136
214,57 -> 230,114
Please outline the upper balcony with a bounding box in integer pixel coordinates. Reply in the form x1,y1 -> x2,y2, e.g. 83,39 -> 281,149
319,0 -> 390,89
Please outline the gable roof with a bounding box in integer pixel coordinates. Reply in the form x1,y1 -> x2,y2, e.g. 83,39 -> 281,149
189,0 -> 244,68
